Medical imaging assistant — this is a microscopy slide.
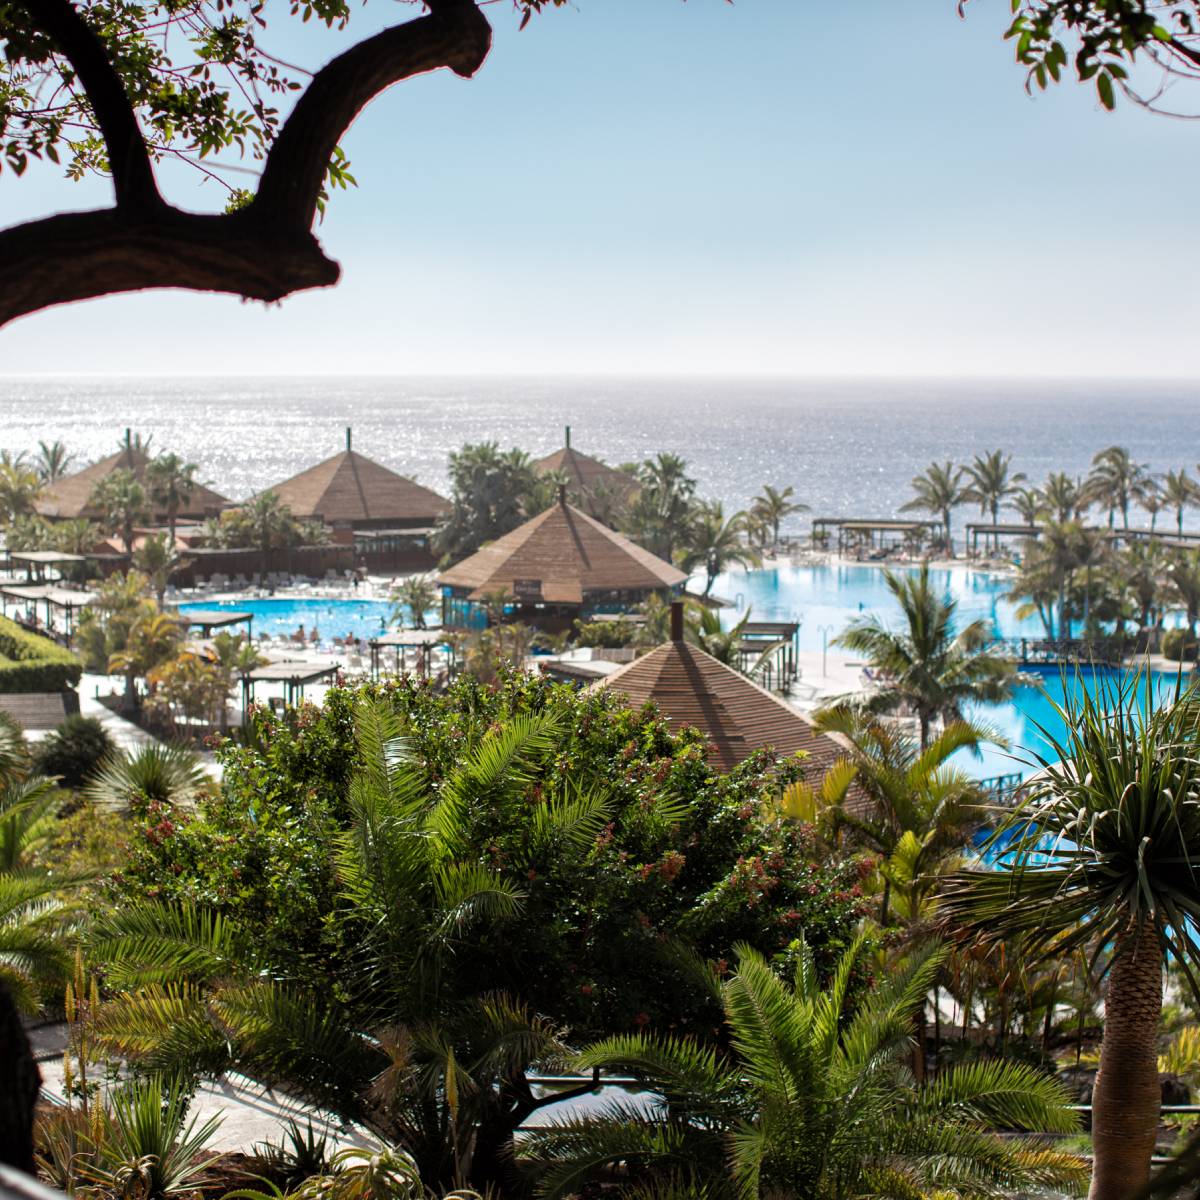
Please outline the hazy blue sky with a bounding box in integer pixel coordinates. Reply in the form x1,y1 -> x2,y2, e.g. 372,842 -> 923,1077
2,0 -> 1194,376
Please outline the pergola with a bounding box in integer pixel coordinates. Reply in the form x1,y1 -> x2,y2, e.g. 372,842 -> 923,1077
368,627 -> 452,678
0,582 -> 96,643
6,549 -> 88,582
183,608 -> 255,642
965,523 -> 1041,554
240,660 -> 340,709
810,518 -> 940,555
737,620 -> 800,688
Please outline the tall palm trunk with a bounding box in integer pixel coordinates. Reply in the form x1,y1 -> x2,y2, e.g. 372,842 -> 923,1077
1089,921 -> 1162,1200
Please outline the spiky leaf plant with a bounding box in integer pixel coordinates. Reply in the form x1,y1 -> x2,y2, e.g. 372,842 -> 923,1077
942,672 -> 1200,1200
523,935 -> 1085,1200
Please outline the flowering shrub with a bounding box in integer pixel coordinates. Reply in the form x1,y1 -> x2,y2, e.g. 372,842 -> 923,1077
119,671 -> 867,1036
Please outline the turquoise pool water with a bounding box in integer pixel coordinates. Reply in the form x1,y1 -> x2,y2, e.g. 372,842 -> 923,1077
180,596 -> 398,642
708,562 -> 1043,651
707,564 -> 1190,780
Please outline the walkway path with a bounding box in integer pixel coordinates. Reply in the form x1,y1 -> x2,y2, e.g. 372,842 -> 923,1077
78,673 -> 223,780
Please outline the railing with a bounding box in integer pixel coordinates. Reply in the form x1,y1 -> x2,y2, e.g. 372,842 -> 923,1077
975,772 -> 1024,803
987,637 -> 1126,667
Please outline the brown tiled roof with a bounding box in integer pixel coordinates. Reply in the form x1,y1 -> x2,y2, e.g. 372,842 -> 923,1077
259,450 -> 449,525
36,446 -> 228,521
438,498 -> 686,600
533,446 -> 638,500
591,638 -> 854,778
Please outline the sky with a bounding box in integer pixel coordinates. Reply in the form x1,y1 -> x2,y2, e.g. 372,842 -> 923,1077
1,0 -> 1196,377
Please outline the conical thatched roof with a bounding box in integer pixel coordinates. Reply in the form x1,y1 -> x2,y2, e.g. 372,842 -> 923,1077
36,445 -> 228,521
534,445 -> 638,502
438,497 -> 685,603
260,445 -> 449,527
591,635 -> 853,777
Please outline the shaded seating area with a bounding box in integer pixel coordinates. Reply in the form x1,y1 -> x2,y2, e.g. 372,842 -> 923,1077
4,550 -> 89,582
811,517 -> 941,557
965,523 -> 1041,556
0,583 -> 97,644
437,490 -> 686,633
368,628 -> 453,678
183,608 -> 255,643
240,661 -> 340,711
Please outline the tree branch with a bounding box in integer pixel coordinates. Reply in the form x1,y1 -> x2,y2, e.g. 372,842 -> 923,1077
17,0 -> 161,212
0,0 -> 493,326
254,0 -> 492,229
0,207 -> 339,327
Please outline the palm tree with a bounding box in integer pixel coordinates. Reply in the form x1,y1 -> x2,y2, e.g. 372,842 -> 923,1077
1088,446 -> 1151,531
751,483 -> 808,548
390,574 -> 438,629
1138,478 -> 1165,533
90,701 -> 608,1194
524,937 -> 1084,1200
49,517 -> 100,556
962,451 -> 1026,552
1163,469 -> 1198,537
1042,471 -> 1088,523
900,461 -> 966,556
133,532 -> 191,607
0,461 -> 43,525
1011,485 -> 1044,526
0,718 -> 82,1013
806,707 -> 996,924
35,440 -> 73,484
679,502 -> 760,596
831,565 -> 1016,746
89,468 -> 149,556
237,490 -> 297,585
943,675 -> 1200,1200
105,606 -> 183,711
145,452 -> 201,542
622,453 -> 697,562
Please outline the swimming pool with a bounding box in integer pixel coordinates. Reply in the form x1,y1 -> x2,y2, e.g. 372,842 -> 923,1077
179,596 -> 401,642
708,562 -> 1043,651
707,564 -> 1190,780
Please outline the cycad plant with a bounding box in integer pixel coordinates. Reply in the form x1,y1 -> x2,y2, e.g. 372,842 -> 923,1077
942,674 -> 1200,1200
524,936 -> 1085,1200
89,700 -> 614,1193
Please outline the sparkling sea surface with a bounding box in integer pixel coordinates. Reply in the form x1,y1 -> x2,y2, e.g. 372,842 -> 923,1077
3,375 -> 1199,527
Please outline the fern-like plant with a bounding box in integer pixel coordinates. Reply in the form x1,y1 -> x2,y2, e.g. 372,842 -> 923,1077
524,935 -> 1086,1200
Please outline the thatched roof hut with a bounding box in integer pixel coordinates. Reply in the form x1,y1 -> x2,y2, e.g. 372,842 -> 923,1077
259,429 -> 448,530
533,427 -> 637,519
591,603 -> 855,778
438,491 -> 684,629
36,436 -> 228,522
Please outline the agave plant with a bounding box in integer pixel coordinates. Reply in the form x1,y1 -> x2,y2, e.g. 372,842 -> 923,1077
942,673 -> 1200,1200
37,1076 -> 223,1199
523,935 -> 1085,1200
85,742 -> 209,811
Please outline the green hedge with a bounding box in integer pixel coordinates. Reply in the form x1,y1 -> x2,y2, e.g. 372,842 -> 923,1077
0,617 -> 82,693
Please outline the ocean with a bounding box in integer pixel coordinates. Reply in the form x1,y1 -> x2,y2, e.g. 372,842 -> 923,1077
1,376 -> 1198,533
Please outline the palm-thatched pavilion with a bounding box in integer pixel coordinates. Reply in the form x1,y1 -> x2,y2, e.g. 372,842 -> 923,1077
533,426 -> 638,522
258,429 -> 450,570
588,602 -> 859,782
437,489 -> 685,632
36,430 -> 228,523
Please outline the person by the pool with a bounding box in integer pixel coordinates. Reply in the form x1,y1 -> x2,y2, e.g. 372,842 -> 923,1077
293,624 -> 306,643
